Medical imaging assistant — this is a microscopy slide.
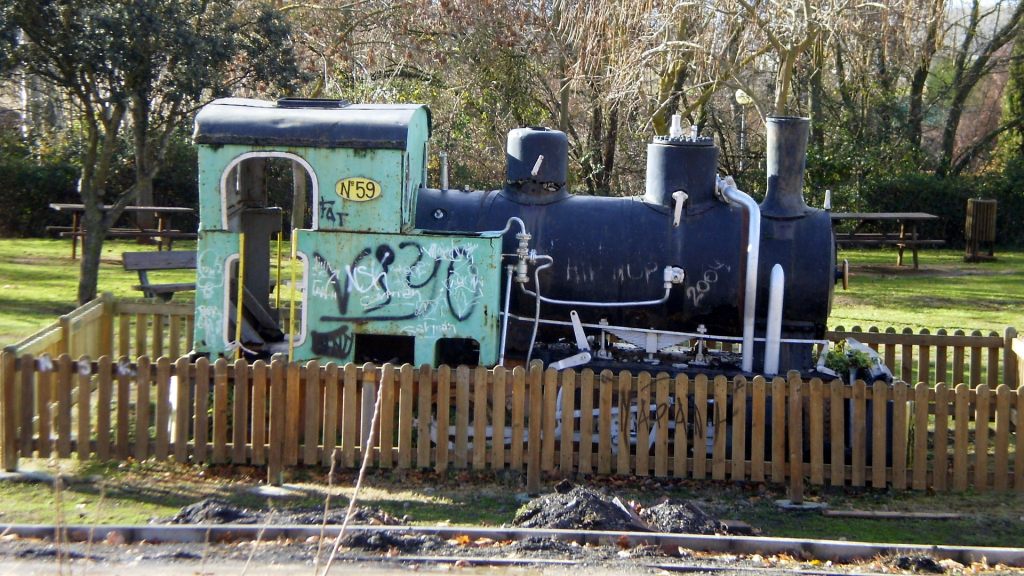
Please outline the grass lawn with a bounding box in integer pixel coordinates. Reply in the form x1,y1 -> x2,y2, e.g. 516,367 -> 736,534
0,238 -> 197,343
832,248 -> 1024,334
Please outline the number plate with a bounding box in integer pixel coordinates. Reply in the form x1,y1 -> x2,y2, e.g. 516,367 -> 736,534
336,177 -> 382,202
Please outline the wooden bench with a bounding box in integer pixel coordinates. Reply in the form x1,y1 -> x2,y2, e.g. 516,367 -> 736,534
122,250 -> 196,301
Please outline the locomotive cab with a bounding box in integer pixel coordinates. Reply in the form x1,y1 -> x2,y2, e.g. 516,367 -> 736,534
192,98 -> 502,366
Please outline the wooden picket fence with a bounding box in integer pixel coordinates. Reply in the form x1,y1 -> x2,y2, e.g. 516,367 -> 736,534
825,325 -> 1020,392
1,296 -> 1022,493
4,294 -> 193,361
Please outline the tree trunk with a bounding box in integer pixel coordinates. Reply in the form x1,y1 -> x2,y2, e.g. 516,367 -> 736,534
906,0 -> 945,147
653,60 -> 687,135
584,101 -> 603,195
134,176 -> 156,236
833,42 -> 854,112
76,205 -> 106,305
773,50 -> 798,116
132,97 -> 157,231
809,37 -> 825,147
1008,32 -> 1024,157
599,104 -> 618,193
558,71 -> 570,134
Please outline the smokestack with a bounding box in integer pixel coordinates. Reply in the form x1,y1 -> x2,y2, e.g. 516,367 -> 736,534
760,116 -> 810,218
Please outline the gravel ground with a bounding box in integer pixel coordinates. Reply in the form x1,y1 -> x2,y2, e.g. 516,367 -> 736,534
0,477 -> 1012,574
0,533 -> 980,575
0,534 -> 748,575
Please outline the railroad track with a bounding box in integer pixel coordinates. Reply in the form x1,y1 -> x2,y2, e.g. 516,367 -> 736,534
1,523 -> 1022,569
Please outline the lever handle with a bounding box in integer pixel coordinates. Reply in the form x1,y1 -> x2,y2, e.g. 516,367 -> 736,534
672,190 -> 688,227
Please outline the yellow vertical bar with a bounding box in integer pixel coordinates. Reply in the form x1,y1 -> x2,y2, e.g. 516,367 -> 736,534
288,228 -> 299,362
234,233 -> 246,359
275,214 -> 283,310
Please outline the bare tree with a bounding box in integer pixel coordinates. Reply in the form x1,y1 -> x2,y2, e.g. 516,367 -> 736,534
937,0 -> 1024,175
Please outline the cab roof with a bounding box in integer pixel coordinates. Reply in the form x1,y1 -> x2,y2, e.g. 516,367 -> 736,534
193,98 -> 431,150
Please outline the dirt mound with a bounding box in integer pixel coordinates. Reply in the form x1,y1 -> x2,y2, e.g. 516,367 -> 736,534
639,501 -> 721,535
513,483 -> 724,535
168,498 -> 257,524
513,485 -> 648,532
165,498 -> 406,526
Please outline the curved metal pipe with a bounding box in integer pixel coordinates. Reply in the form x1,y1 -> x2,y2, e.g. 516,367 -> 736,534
524,256 -> 554,362
489,216 -> 528,236
521,283 -> 673,308
718,175 -> 761,373
519,256 -> 674,308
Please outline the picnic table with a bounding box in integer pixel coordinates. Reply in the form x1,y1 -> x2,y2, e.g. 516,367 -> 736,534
48,203 -> 197,259
830,212 -> 943,269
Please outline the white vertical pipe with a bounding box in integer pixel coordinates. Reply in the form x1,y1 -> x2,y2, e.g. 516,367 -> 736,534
439,151 -> 449,190
719,176 -> 761,373
764,264 -> 785,376
498,265 -> 514,365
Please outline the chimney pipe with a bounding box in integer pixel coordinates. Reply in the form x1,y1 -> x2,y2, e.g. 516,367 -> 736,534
761,116 -> 810,218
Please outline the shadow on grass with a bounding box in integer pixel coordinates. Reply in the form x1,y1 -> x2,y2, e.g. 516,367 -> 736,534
0,295 -> 76,315
739,505 -> 1024,548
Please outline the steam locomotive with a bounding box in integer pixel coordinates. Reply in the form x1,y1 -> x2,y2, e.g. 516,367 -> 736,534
191,98 -> 842,376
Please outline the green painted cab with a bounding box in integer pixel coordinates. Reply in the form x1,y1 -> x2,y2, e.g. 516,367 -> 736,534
191,98 -> 500,366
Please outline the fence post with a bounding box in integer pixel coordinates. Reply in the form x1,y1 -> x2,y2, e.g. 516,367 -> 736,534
59,313 -> 71,357
1,348 -> 17,471
267,355 -> 285,486
359,363 -> 378,469
100,293 -> 115,358
1004,327 -> 1019,388
787,371 -> 804,505
526,360 -> 543,494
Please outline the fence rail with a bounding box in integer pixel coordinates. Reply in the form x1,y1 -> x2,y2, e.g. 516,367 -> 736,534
1,296 -> 1022,492
826,326 -> 1019,391
5,294 -> 193,361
